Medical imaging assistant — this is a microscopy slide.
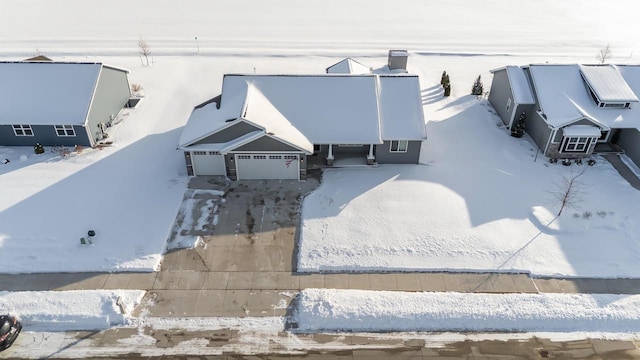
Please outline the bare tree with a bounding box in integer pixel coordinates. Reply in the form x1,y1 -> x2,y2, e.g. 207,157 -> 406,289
597,44 -> 612,64
549,168 -> 587,216
137,36 -> 151,66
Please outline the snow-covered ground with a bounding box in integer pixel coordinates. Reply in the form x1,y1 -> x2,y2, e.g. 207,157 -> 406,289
298,95 -> 640,277
295,289 -> 640,333
1,0 -> 640,356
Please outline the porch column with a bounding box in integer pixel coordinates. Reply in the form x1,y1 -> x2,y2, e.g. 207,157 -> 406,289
367,144 -> 375,165
326,144 -> 334,166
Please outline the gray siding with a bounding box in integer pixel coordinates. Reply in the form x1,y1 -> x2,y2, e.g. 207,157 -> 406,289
332,145 -> 369,155
528,112 -> 552,153
0,124 -> 90,146
233,136 -> 301,152
193,121 -> 259,145
86,66 -> 130,146
376,140 -> 421,164
488,70 -> 514,127
617,128 -> 640,167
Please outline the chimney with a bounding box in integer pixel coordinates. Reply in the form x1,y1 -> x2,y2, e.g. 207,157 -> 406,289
388,50 -> 408,71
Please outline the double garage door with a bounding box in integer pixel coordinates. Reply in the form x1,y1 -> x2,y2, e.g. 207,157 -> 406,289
235,154 -> 299,180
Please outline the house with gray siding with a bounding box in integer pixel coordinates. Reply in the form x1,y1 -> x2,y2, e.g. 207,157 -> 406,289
0,61 -> 131,148
489,64 -> 640,169
178,73 -> 427,180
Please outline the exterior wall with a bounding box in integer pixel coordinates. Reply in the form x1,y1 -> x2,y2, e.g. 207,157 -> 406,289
0,124 -> 91,146
527,112 -> 552,154
488,70 -> 514,127
85,67 -> 131,146
233,136 -> 301,152
375,140 -> 421,164
193,121 -> 259,145
546,118 -> 601,159
184,151 -> 194,176
332,144 -> 369,155
617,128 -> 640,167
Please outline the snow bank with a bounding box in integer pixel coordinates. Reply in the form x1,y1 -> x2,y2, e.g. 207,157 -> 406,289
0,290 -> 145,331
295,289 -> 640,333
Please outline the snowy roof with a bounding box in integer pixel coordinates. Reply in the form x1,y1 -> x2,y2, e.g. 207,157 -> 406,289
226,75 -> 382,144
0,62 -> 114,126
562,124 -> 601,137
528,64 -> 640,129
389,50 -> 408,57
579,64 -> 638,103
505,66 -> 535,105
180,73 -> 427,149
326,58 -> 371,74
378,75 -> 427,140
242,84 -> 313,152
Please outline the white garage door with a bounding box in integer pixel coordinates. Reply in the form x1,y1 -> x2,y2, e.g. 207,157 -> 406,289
235,154 -> 299,180
192,151 -> 226,175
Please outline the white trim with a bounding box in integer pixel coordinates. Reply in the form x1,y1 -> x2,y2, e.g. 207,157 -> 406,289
389,140 -> 408,153
54,124 -> 76,137
12,124 -> 34,136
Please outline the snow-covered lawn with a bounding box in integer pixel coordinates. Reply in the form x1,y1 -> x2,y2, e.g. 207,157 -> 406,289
0,290 -> 143,331
295,289 -> 640,334
299,95 -> 640,277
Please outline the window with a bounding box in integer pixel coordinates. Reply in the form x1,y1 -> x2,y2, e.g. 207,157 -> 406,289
193,151 -> 207,155
598,130 -> 609,141
284,155 -> 298,160
506,98 -> 512,112
269,155 -> 282,160
563,137 -> 591,152
254,155 -> 266,159
390,140 -> 408,153
54,125 -> 75,137
237,155 -> 251,159
12,125 -> 33,136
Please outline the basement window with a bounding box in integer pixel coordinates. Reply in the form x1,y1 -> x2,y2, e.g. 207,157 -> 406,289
12,124 -> 33,136
54,125 -> 75,137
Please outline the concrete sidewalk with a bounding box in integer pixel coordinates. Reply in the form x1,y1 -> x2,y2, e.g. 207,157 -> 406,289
3,174 -> 640,319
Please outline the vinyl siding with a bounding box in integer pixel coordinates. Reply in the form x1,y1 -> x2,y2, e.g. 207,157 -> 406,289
193,121 -> 259,145
85,66 -> 130,146
375,140 -> 421,164
0,124 -> 90,146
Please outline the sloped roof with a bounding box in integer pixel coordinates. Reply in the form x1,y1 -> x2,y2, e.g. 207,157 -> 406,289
242,84 -> 313,152
505,66 -> 535,105
179,73 -> 427,150
221,74 -> 383,144
528,64 -> 640,129
378,75 -> 427,140
0,62 -> 103,126
326,58 -> 371,74
579,64 -> 638,103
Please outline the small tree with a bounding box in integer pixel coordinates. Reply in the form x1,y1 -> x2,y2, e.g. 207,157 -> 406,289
549,168 -> 586,216
440,71 -> 447,86
137,36 -> 151,66
443,74 -> 451,97
471,75 -> 484,95
596,44 -> 612,64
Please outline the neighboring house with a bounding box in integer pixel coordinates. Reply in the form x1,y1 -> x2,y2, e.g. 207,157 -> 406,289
178,73 -> 427,180
326,58 -> 371,74
0,61 -> 131,147
489,64 -> 640,167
